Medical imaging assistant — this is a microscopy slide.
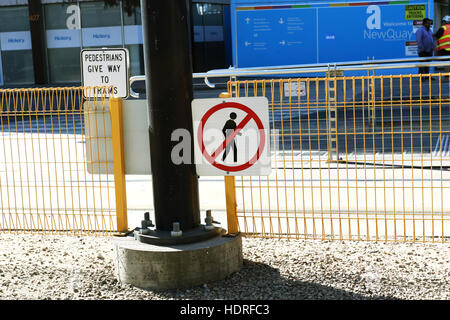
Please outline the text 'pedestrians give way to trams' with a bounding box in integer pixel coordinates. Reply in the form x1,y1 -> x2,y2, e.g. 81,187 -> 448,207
81,48 -> 129,99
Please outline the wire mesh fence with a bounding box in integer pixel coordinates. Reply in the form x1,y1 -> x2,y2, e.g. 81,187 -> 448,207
0,87 -> 118,234
227,73 -> 450,242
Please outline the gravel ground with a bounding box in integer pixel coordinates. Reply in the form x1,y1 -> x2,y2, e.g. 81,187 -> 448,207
0,233 -> 448,300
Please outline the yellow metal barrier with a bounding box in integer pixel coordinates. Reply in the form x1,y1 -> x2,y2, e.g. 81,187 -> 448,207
110,97 -> 128,233
225,73 -> 450,242
0,87 -> 124,234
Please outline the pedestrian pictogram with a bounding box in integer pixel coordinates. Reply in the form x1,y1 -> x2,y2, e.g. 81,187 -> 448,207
222,112 -> 241,162
192,97 -> 271,176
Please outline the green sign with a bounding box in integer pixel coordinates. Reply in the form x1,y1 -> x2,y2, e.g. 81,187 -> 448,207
405,5 -> 426,20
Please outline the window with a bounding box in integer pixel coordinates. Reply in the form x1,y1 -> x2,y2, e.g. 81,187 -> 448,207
44,3 -> 82,83
80,2 -> 122,49
1,5 -> 30,32
0,6 -> 34,85
123,4 -> 141,26
80,1 -> 121,28
123,3 -> 143,76
191,3 -> 227,72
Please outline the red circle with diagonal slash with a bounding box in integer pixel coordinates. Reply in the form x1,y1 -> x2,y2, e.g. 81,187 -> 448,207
198,102 -> 266,172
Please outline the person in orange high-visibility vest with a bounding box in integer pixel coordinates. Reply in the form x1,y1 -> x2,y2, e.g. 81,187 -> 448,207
435,16 -> 450,56
435,16 -> 450,75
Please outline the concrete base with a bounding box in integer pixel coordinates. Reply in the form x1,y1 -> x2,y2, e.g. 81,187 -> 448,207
113,233 -> 243,290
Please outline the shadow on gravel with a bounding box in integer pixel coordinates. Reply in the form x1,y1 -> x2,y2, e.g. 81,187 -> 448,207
150,259 -> 393,300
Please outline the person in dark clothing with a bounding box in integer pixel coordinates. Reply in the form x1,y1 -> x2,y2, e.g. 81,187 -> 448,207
416,18 -> 435,74
222,112 -> 241,162
434,16 -> 450,76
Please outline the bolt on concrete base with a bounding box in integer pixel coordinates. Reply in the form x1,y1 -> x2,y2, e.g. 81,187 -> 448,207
113,233 -> 243,290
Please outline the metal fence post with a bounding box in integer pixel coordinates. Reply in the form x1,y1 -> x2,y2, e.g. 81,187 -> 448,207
326,65 -> 340,162
219,92 -> 240,234
224,176 -> 239,234
110,97 -> 128,233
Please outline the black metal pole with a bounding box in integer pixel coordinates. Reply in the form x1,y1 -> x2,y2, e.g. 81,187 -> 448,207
140,0 -> 200,232
28,0 -> 46,85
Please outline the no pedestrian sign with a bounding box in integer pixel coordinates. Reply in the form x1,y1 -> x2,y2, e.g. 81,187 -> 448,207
81,48 -> 129,99
192,97 -> 271,176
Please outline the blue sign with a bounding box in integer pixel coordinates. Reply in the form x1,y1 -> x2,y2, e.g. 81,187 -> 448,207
194,26 -> 204,42
124,25 -> 143,45
46,29 -> 81,48
231,0 -> 433,74
236,8 -> 317,67
46,26 -> 143,48
317,5 -> 417,62
82,26 -> 123,47
0,31 -> 32,51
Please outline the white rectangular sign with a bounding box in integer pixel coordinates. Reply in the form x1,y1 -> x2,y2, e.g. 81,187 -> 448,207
284,81 -> 306,97
405,41 -> 418,56
192,97 -> 271,176
84,99 -> 151,175
0,31 -> 32,51
81,48 -> 129,99
82,26 -> 123,47
46,29 -> 81,48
